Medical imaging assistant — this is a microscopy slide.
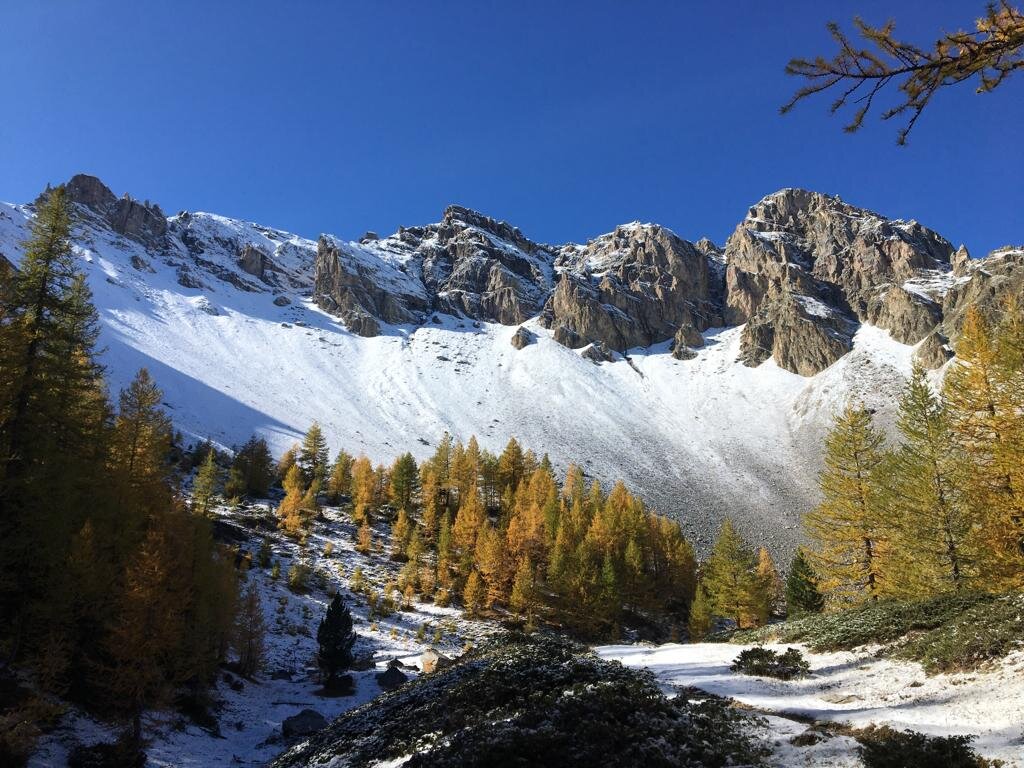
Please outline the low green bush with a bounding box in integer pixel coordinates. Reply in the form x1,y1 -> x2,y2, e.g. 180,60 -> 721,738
732,591 -> 1024,673
730,647 -> 809,680
855,725 -> 990,768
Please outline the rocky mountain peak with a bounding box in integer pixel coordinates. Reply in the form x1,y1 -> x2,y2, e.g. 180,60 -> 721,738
724,188 -> 956,374
56,173 -> 168,249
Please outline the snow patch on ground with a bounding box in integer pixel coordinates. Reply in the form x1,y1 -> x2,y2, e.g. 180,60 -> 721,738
596,642 -> 1024,767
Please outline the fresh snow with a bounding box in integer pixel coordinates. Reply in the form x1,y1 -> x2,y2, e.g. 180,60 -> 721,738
596,642 -> 1024,767
0,199 -> 918,555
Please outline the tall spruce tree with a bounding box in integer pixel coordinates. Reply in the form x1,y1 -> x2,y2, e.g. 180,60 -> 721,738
317,594 -> 356,689
299,422 -> 329,486
804,404 -> 889,606
0,187 -> 108,652
785,549 -> 824,616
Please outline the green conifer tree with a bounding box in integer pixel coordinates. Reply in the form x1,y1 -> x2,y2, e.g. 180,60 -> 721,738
785,549 -> 824,616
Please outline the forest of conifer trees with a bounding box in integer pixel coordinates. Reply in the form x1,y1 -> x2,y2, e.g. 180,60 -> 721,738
268,428 -> 700,637
803,303 -> 1024,606
0,188 -> 245,762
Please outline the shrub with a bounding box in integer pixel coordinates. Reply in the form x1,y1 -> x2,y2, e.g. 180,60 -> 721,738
732,591 -> 1024,674
856,725 -> 989,768
730,647 -> 809,680
288,560 -> 311,593
269,634 -> 768,768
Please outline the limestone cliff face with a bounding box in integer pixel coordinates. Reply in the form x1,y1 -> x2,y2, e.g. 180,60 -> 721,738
543,223 -> 723,352
63,174 -> 168,249
45,173 -> 1017,378
723,189 -> 954,374
312,205 -> 554,335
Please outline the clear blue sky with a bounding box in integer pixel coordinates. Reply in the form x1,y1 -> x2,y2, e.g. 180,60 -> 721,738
2,1 -> 1020,255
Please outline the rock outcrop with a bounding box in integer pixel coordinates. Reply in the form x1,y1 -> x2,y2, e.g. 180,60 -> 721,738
723,189 -> 954,374
510,326 -> 534,349
50,173 -> 1011,379
941,247 -> 1024,337
312,206 -> 554,336
63,174 -> 168,248
545,224 -> 722,352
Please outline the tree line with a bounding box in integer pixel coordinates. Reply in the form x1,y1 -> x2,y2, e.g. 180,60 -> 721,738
268,428 -> 699,637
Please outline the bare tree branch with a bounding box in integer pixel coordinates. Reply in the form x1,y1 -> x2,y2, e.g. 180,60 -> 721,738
782,1 -> 1024,144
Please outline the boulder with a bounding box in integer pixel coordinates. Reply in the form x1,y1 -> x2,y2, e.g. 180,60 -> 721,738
375,660 -> 408,691
581,341 -> 614,364
282,709 -> 327,739
915,330 -> 954,369
273,295 -> 292,306
510,326 -> 534,350
420,648 -> 453,674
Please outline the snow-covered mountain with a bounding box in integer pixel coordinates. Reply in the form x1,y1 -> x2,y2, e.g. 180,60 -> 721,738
2,175 -> 1019,554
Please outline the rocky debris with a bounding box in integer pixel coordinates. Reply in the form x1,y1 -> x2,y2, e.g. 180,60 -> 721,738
581,341 -> 614,364
272,294 -> 291,306
129,254 -> 153,273
510,326 -> 534,350
176,266 -> 206,290
375,660 -> 408,691
546,224 -> 722,352
237,243 -> 267,278
670,323 -> 704,360
63,174 -> 168,249
915,330 -> 954,369
420,648 -> 453,674
281,709 -> 327,739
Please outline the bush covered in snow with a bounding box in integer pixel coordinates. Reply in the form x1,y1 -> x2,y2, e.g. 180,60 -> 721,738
729,647 -> 809,680
271,633 -> 768,768
732,591 -> 1024,672
855,725 -> 990,768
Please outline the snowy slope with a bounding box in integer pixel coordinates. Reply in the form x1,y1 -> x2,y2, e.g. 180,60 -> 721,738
597,642 -> 1024,767
0,198 -> 918,555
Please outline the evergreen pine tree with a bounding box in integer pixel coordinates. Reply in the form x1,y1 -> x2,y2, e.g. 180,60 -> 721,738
389,452 -> 419,512
299,422 -> 329,485
785,549 -> 825,616
317,594 -> 356,689
884,366 -> 973,594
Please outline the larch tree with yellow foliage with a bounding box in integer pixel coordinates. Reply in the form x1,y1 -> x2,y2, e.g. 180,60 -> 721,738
804,404 -> 889,606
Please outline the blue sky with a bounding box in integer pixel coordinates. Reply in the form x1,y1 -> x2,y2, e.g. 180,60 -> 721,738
2,1 -> 1020,254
